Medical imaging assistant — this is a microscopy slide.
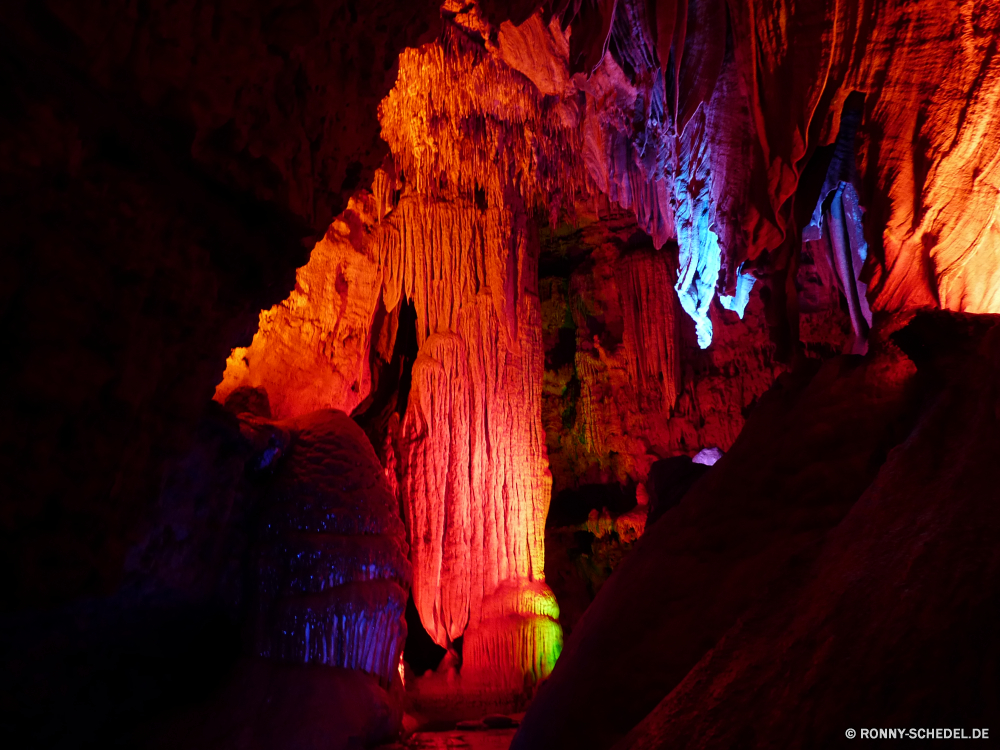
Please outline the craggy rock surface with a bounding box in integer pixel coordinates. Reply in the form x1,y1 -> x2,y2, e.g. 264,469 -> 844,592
514,331 -> 922,750
482,1 -> 1000,352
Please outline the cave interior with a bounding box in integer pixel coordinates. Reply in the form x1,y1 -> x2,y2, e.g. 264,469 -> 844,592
3,0 -> 1000,748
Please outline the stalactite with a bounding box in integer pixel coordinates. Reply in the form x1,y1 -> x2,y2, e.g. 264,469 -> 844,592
495,3 -> 756,347
575,54 -> 677,250
803,94 -> 873,355
541,212 -> 852,497
505,0 -> 1000,343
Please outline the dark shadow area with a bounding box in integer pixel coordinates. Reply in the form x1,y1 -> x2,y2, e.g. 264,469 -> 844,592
546,481 -> 637,528
402,593 -> 446,676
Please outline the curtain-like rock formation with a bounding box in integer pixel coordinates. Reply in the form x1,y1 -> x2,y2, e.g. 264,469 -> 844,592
381,23 -> 579,689
495,3 -> 756,347
616,250 -> 681,413
495,0 -> 1000,343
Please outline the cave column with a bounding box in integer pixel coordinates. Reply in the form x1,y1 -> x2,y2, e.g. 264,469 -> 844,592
398,205 -> 561,693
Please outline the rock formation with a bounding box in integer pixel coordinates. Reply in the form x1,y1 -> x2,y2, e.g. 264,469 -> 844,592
217,11 -> 585,691
493,0 -> 1000,343
8,0 -> 1000,745
141,407 -> 412,750
514,327 -> 923,750
613,314 -> 1000,749
253,409 -> 410,685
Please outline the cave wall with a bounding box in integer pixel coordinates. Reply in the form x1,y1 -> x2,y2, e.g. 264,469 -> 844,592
538,212 -> 852,496
495,0 -> 1000,341
211,0 -> 1000,693
0,0 -> 439,609
0,0 -> 440,745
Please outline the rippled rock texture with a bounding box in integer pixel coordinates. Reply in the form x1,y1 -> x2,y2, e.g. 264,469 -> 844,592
494,0 -> 1000,344
252,409 -> 410,684
218,11 -> 582,693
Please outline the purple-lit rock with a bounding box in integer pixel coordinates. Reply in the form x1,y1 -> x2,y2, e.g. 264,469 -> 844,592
252,409 -> 410,685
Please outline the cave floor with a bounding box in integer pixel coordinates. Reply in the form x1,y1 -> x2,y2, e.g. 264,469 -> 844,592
391,728 -> 517,749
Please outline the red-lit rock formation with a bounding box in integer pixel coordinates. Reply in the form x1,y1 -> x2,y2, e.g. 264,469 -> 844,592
381,25 -> 575,690
493,1 -> 1000,345
724,0 -> 1000,318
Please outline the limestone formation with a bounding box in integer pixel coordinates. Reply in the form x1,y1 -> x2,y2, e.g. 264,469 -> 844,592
253,409 -> 410,686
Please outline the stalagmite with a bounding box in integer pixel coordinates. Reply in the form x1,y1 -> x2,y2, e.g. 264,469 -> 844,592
378,17 -> 585,690
253,409 -> 411,686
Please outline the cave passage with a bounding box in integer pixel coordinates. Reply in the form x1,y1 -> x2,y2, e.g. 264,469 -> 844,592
4,0 -> 1000,748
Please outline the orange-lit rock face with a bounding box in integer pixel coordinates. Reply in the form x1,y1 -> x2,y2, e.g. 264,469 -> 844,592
716,0 -> 1000,317
215,187 -> 397,419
